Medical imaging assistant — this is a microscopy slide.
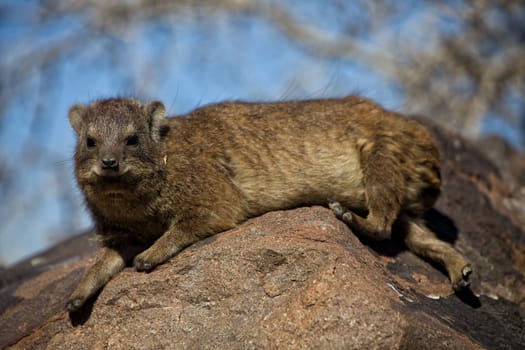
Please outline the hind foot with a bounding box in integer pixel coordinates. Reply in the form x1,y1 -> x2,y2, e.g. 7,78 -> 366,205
327,198 -> 392,240
327,199 -> 353,223
452,264 -> 472,291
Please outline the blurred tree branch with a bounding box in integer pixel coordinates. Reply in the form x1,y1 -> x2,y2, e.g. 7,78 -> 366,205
18,0 -> 522,141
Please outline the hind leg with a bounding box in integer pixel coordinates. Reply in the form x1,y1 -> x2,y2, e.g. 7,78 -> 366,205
328,198 -> 398,240
327,151 -> 403,241
329,144 -> 405,240
400,216 -> 472,290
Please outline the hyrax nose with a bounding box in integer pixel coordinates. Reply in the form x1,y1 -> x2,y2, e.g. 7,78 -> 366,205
101,158 -> 119,170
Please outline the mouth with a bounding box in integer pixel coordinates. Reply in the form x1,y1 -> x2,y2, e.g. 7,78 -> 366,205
89,169 -> 134,194
104,190 -> 128,197
94,168 -> 128,178
97,181 -> 132,197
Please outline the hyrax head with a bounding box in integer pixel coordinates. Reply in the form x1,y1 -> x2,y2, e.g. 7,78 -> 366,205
68,98 -> 169,184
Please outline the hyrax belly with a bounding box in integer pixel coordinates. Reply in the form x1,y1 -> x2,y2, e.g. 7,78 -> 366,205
227,138 -> 367,216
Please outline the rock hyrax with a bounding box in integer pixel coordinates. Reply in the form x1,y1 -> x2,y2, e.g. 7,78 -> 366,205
67,96 -> 471,311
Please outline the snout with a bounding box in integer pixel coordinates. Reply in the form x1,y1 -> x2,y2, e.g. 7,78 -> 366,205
93,157 -> 126,177
101,158 -> 119,170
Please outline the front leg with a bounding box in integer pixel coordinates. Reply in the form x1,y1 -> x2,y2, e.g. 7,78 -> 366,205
67,246 -> 134,311
134,226 -> 200,271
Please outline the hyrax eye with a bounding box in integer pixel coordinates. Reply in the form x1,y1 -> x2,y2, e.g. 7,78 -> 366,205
126,134 -> 139,146
86,137 -> 96,148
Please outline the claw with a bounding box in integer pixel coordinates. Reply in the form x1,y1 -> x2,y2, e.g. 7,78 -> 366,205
342,212 -> 353,223
453,264 -> 472,291
67,298 -> 83,312
462,265 -> 473,278
327,198 -> 344,217
134,259 -> 153,271
455,278 -> 471,291
327,198 -> 353,224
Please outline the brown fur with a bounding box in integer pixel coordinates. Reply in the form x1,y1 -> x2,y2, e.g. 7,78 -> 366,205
66,96 -> 471,311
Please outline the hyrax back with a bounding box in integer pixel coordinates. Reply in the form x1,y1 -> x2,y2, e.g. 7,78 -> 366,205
66,96 -> 471,311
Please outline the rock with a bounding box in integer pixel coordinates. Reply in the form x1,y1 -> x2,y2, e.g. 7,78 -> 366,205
477,134 -> 525,190
1,120 -> 524,349
0,231 -> 95,290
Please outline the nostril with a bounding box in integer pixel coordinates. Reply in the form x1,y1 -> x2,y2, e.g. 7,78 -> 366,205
101,158 -> 118,169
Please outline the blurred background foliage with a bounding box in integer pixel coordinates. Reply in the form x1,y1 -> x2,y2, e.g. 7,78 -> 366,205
0,0 -> 524,266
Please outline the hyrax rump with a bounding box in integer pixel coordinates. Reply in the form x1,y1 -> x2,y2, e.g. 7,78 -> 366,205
67,96 -> 471,311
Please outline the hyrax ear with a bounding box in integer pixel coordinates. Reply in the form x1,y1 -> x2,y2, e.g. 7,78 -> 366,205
68,104 -> 87,135
145,101 -> 168,142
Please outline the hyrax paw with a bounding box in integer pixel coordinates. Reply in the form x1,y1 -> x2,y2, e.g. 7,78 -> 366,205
67,298 -> 84,312
327,198 -> 344,217
327,199 -> 353,223
341,212 -> 353,223
453,264 -> 472,291
462,265 -> 473,278
134,257 -> 154,271
134,250 -> 161,271
134,246 -> 174,271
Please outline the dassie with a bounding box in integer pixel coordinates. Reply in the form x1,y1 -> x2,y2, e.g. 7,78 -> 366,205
67,96 -> 471,311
